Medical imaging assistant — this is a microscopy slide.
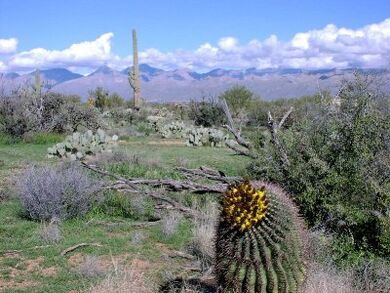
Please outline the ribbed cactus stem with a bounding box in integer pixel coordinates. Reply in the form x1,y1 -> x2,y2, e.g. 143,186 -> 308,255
34,69 -> 42,97
128,29 -> 141,108
216,181 -> 306,293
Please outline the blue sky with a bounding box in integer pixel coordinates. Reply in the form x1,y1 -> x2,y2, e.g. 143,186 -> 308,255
0,0 -> 389,73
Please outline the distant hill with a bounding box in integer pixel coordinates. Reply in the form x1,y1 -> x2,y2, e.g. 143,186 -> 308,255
2,65 -> 389,102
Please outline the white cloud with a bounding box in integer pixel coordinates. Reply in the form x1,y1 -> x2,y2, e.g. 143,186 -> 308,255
1,18 -> 390,72
0,38 -> 18,54
5,33 -> 116,71
137,18 -> 390,70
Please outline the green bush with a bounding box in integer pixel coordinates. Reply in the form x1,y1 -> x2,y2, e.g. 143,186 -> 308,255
249,74 -> 390,262
219,85 -> 254,117
188,98 -> 225,127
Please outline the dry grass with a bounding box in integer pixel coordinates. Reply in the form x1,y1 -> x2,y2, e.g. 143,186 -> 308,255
130,231 -> 146,245
78,255 -> 105,278
39,219 -> 62,244
161,212 -> 183,238
90,260 -> 152,293
189,202 -> 218,271
303,263 -> 355,293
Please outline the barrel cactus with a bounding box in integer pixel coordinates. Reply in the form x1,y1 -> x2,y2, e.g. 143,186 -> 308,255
215,180 -> 307,293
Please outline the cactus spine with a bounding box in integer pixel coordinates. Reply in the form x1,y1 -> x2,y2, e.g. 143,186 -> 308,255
128,29 -> 141,108
216,181 -> 306,293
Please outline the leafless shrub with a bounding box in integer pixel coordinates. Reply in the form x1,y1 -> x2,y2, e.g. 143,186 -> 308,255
90,261 -> 151,293
161,212 -> 183,238
39,218 -> 62,244
17,163 -> 102,221
78,255 -> 105,278
188,202 -> 218,271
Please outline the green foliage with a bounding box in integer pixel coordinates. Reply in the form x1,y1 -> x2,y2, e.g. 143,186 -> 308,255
215,181 -> 306,292
89,87 -> 125,111
47,129 -> 118,160
0,133 -> 21,145
188,98 -> 226,127
22,132 -> 65,144
219,85 -> 254,117
249,74 -> 390,261
247,94 -> 326,127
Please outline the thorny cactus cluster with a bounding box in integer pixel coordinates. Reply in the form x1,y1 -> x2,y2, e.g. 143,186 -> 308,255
47,129 -> 118,160
216,180 -> 306,293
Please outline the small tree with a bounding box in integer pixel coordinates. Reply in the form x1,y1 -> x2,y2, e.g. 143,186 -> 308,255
89,87 -> 109,111
219,85 -> 254,117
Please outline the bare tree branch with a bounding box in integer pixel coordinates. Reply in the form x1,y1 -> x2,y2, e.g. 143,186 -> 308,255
225,140 -> 257,158
81,163 -> 226,220
176,166 -> 241,184
278,106 -> 293,128
267,111 -> 290,167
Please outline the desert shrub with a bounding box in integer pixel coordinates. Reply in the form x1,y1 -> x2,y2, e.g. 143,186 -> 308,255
53,102 -> 103,133
17,163 -> 102,221
188,97 -> 225,127
219,85 -> 254,117
249,74 -> 390,262
247,94 -> 325,127
89,87 -> 125,111
0,88 -> 102,137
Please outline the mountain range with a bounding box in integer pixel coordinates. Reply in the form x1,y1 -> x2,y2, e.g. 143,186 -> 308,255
1,64 -> 389,102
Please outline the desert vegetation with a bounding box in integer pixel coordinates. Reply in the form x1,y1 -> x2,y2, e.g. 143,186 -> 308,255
0,71 -> 389,292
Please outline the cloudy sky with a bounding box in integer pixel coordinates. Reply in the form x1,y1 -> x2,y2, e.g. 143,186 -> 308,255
0,0 -> 389,73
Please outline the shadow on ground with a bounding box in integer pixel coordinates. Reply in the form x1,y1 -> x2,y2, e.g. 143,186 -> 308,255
159,277 -> 217,292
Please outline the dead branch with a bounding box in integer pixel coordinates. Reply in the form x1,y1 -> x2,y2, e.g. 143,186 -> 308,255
61,243 -> 103,256
82,162 -> 138,190
163,250 -> 196,260
278,106 -> 293,128
220,97 -> 255,158
86,219 -> 162,228
176,166 -> 241,184
82,162 -> 226,194
267,111 -> 290,167
1,245 -> 54,256
82,163 -> 228,220
225,140 -> 257,159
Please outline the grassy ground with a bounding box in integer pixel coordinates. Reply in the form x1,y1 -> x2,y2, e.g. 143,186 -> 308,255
0,136 -> 249,292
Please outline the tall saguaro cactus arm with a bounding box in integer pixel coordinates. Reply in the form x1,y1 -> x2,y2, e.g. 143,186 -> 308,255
128,29 -> 141,108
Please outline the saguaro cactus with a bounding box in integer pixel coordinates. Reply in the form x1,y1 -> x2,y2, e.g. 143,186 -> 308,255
215,180 -> 306,293
128,29 -> 141,108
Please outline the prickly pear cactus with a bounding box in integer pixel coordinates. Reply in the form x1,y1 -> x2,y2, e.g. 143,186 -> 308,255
216,180 -> 307,293
47,129 -> 118,160
186,127 -> 227,147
